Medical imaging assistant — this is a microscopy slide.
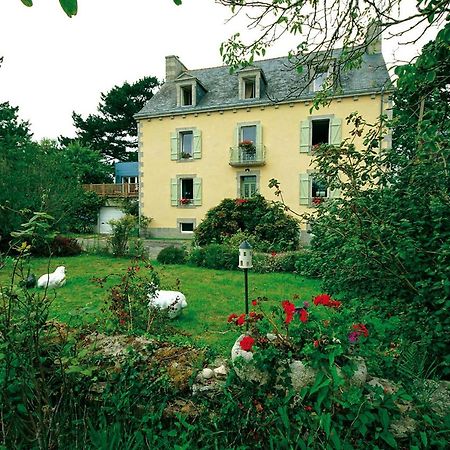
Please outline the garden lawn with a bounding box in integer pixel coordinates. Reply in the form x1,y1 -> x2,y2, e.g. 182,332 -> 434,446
0,254 -> 321,354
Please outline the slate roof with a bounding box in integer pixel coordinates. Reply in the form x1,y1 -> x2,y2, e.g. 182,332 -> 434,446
135,53 -> 391,119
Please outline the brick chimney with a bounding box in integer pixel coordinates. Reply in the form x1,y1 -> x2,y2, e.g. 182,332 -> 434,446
165,55 -> 188,82
365,20 -> 382,54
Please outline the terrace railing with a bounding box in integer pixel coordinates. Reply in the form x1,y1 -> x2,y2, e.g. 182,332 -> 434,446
82,183 -> 139,198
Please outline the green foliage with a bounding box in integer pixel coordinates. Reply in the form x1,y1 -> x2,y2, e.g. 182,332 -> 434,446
69,191 -> 104,234
50,235 -> 82,256
95,259 -> 161,333
66,76 -> 159,162
0,107 -> 109,243
108,215 -> 139,257
157,246 -> 187,265
301,26 -> 450,374
194,195 -> 300,251
252,251 -> 306,274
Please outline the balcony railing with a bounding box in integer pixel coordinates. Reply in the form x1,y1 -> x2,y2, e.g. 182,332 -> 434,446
229,144 -> 266,167
82,183 -> 139,198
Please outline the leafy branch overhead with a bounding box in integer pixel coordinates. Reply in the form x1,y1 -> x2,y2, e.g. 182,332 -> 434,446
20,0 -> 182,17
218,0 -> 449,99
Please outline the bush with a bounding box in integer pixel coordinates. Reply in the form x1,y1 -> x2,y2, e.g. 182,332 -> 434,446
50,235 -> 82,256
202,244 -> 236,270
194,195 -> 300,251
108,215 -> 138,257
157,246 -> 186,265
252,251 -> 310,273
187,244 -> 236,270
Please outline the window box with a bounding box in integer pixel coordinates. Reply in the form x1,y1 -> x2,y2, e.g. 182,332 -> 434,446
179,197 -> 193,206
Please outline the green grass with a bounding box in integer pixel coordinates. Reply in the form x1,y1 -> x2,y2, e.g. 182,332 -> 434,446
0,254 -> 321,354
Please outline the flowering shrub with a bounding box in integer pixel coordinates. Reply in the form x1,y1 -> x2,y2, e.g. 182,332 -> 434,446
228,293 -> 369,373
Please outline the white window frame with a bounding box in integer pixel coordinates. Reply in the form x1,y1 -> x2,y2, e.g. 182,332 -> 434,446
178,220 -> 196,234
179,130 -> 194,159
122,176 -> 138,184
238,69 -> 263,100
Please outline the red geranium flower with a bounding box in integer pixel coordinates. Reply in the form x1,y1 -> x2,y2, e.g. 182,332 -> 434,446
282,300 -> 296,324
227,313 -> 238,323
352,323 -> 369,337
236,314 -> 246,326
313,340 -> 320,348
252,299 -> 258,306
240,335 -> 255,352
313,294 -> 341,308
300,308 -> 308,323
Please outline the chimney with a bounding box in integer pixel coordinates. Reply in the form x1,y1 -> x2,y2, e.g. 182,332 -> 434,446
165,55 -> 188,82
365,20 -> 382,54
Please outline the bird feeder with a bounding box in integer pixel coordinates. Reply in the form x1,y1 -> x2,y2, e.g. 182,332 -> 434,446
238,241 -> 253,269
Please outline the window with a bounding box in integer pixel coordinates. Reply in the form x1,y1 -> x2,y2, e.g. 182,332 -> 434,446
122,176 -> 138,184
181,85 -> 193,106
240,175 -> 257,199
240,125 -> 257,144
313,68 -> 328,92
180,222 -> 194,233
243,77 -> 256,99
171,176 -> 202,207
179,131 -> 193,159
300,174 -> 337,206
299,117 -> 342,153
311,178 -> 329,205
311,119 -> 330,147
170,129 -> 202,160
238,68 -> 265,100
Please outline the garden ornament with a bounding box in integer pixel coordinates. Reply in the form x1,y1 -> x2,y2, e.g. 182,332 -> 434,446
37,266 -> 66,289
148,290 -> 187,319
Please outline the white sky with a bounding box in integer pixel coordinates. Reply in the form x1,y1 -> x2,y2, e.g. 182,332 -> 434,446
0,0 -> 441,141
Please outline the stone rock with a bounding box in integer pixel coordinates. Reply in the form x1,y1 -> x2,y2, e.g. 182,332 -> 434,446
213,365 -> 228,377
367,377 -> 398,395
289,360 -> 317,390
390,416 -> 417,438
201,368 -> 214,379
336,357 -> 368,387
231,334 -> 269,384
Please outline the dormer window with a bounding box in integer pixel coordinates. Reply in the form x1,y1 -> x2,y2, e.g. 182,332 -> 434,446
313,68 -> 329,92
181,85 -> 193,106
310,59 -> 335,92
244,77 -> 256,99
175,75 -> 206,108
238,67 -> 266,100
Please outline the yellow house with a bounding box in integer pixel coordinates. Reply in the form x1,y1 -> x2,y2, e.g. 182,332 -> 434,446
135,46 -> 391,240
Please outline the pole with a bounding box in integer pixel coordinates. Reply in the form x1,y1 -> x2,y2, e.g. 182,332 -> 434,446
244,268 -> 249,332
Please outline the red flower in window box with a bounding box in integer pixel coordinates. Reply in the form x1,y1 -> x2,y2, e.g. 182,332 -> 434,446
179,197 -> 192,205
312,197 -> 324,205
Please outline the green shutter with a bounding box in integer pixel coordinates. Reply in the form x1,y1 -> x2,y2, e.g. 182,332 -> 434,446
235,125 -> 240,146
300,120 -> 310,153
170,132 -> 179,160
170,178 -> 178,206
330,117 -> 342,146
256,123 -> 262,146
193,129 -> 202,159
193,177 -> 202,206
299,173 -> 310,205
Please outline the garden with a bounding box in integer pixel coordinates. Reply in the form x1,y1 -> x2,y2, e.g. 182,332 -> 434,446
1,20 -> 449,450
